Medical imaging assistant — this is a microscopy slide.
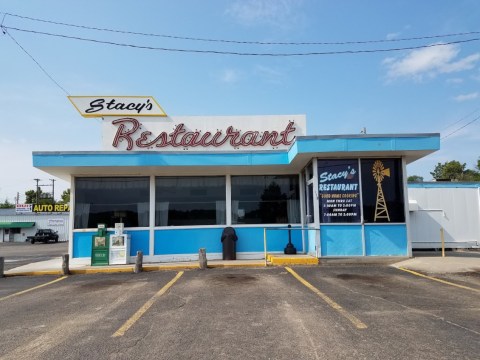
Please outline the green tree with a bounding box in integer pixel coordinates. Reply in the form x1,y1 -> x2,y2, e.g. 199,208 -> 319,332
25,188 -> 52,204
430,161 -> 466,180
430,160 -> 480,181
463,169 -> 480,181
407,175 -> 423,182
0,198 -> 15,209
58,189 -> 70,204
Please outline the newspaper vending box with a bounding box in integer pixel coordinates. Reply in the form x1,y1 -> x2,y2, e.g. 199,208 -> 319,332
109,224 -> 130,265
91,224 -> 109,266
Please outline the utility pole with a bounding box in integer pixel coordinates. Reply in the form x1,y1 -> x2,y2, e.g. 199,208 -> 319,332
50,179 -> 56,204
34,179 -> 40,204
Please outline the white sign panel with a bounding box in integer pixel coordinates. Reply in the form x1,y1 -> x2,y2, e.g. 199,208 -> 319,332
48,219 -> 65,226
102,115 -> 306,152
68,96 -> 167,117
16,204 -> 32,213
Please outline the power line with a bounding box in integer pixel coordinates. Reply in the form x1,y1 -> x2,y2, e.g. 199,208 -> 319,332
441,114 -> 480,140
2,27 -> 70,95
3,25 -> 480,57
2,11 -> 480,46
440,107 -> 480,132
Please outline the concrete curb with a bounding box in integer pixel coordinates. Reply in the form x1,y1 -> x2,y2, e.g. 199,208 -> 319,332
267,254 -> 318,265
4,254 -> 478,277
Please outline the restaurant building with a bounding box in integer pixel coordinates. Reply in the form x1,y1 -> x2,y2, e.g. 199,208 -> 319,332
32,96 -> 440,264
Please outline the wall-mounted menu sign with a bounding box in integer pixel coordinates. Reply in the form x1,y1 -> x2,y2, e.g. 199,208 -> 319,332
318,159 -> 361,223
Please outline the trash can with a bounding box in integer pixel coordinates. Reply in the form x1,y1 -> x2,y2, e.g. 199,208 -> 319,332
221,227 -> 238,260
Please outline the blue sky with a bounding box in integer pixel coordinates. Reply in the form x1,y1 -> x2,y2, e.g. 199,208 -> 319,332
0,0 -> 479,202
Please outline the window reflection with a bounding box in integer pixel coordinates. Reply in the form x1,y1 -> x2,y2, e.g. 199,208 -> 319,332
231,175 -> 300,224
155,177 -> 226,226
74,177 -> 149,228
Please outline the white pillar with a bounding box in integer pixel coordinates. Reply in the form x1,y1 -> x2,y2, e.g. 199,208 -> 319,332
149,175 -> 155,256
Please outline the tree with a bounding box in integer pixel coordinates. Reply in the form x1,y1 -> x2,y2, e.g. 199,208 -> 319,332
430,160 -> 480,181
25,188 -> 52,204
0,198 -> 15,209
463,169 -> 480,181
59,189 -> 70,204
407,175 -> 423,182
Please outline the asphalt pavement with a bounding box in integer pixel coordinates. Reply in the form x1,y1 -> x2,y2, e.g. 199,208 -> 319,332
1,266 -> 479,360
0,242 -> 68,271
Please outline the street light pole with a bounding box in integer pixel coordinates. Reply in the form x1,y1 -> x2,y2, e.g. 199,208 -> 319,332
34,178 -> 40,204
50,179 -> 56,204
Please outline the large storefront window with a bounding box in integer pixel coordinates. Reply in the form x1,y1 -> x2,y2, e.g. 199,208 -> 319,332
361,158 -> 405,223
74,177 -> 150,229
155,176 -> 226,226
231,175 -> 300,224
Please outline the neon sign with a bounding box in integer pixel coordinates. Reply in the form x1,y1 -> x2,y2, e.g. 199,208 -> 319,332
111,118 -> 297,150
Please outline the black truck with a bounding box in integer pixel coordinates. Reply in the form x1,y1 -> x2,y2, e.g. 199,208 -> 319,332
27,229 -> 59,244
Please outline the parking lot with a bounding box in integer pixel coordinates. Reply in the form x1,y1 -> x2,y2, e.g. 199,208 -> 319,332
0,242 -> 68,271
1,265 -> 479,360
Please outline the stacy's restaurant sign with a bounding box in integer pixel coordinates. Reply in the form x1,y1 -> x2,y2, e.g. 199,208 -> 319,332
69,96 -> 167,117
69,96 -> 306,152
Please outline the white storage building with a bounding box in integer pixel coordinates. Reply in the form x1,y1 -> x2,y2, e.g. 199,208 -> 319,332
408,182 -> 480,249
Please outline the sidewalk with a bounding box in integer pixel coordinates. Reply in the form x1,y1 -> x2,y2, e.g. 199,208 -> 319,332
3,253 -> 480,277
391,256 -> 480,273
3,258 -> 268,276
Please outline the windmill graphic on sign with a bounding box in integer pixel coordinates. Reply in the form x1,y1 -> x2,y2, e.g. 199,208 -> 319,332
372,160 -> 390,221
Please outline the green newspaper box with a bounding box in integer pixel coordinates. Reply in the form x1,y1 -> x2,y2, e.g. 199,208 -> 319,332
91,224 -> 109,266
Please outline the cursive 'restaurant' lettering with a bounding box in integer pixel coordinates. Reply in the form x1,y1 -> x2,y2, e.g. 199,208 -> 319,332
111,118 -> 297,150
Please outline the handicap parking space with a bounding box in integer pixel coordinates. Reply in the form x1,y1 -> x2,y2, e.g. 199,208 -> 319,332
0,266 -> 479,360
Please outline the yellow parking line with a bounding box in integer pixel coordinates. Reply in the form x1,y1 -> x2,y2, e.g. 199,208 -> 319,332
397,267 -> 480,293
0,276 -> 68,302
285,267 -> 367,330
112,271 -> 184,337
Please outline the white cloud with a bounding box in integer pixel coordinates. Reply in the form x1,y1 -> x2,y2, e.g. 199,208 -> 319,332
446,77 -> 464,84
220,69 -> 241,83
472,69 -> 480,82
254,65 -> 285,84
383,44 -> 480,81
386,32 -> 400,40
453,92 -> 479,102
226,0 -> 303,28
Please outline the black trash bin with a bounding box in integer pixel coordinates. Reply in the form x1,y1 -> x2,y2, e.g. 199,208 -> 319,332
221,227 -> 238,260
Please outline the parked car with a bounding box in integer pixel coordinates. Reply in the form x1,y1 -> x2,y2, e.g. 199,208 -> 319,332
27,229 -> 59,244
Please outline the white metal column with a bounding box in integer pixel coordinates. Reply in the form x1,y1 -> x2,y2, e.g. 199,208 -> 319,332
68,175 -> 75,259
312,158 -> 321,257
149,175 -> 155,256
358,159 -> 366,256
402,157 -> 412,257
299,172 -> 306,253
226,174 -> 232,226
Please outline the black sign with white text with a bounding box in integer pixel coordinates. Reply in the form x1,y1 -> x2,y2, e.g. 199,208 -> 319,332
318,159 -> 361,223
